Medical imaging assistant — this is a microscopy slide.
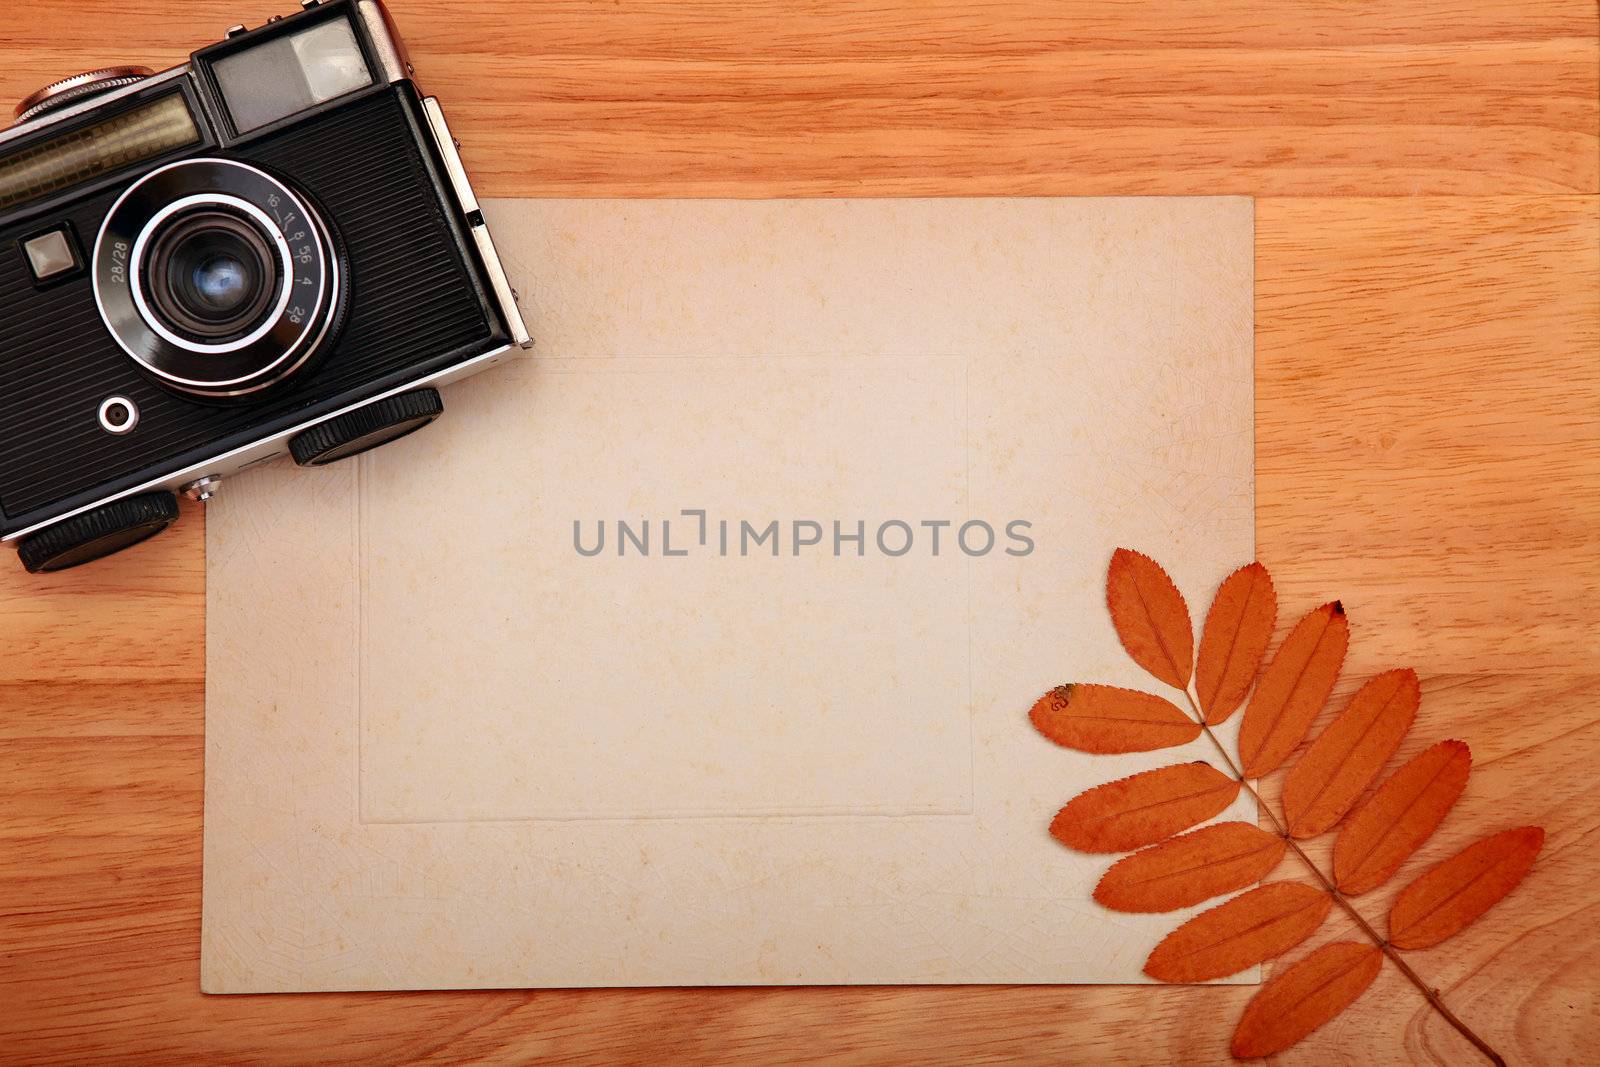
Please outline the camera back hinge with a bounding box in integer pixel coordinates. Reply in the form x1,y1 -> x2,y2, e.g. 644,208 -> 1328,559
419,96 -> 532,349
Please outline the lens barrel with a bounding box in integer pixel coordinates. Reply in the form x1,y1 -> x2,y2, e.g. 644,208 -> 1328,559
93,158 -> 343,399
144,208 -> 279,342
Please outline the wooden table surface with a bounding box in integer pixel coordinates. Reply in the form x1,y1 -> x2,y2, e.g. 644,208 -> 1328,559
1,1 -> 1596,1063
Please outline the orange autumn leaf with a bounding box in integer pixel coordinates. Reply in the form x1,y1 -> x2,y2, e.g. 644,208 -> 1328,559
1028,684 -> 1200,754
1388,827 -> 1544,950
1106,549 -> 1194,690
1238,602 -> 1349,778
1034,551 -> 1544,1060
1282,669 -> 1420,839
1144,882 -> 1332,983
1094,822 -> 1286,913
1050,762 -> 1239,854
1195,562 -> 1277,725
1231,941 -> 1383,1059
1334,740 -> 1472,895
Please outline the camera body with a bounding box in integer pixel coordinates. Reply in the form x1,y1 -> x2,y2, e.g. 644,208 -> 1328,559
0,0 -> 530,571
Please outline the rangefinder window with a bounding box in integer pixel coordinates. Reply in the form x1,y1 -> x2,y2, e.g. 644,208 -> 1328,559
0,94 -> 198,213
213,17 -> 373,133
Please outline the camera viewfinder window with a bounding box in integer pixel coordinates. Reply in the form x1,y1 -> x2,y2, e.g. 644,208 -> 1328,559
214,17 -> 373,133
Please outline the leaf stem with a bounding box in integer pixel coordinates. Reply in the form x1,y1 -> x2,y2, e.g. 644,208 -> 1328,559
1177,687 -> 1505,1067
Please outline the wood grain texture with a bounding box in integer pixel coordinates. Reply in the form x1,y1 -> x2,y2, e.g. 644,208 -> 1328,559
0,0 -> 1596,1063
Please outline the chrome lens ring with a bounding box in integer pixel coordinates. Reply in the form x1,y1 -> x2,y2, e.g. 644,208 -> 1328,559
147,214 -> 276,337
130,194 -> 292,351
94,158 -> 342,398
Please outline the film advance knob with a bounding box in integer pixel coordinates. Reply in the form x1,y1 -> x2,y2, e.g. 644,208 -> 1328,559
13,66 -> 153,124
288,388 -> 445,467
16,491 -> 180,573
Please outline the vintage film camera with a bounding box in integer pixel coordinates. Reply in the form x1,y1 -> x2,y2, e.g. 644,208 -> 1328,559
0,0 -> 530,572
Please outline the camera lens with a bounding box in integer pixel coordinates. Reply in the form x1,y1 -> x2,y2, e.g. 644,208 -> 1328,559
143,209 -> 278,343
190,254 -> 247,311
96,159 -> 344,398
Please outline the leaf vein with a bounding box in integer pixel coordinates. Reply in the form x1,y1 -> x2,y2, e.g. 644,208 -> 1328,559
1131,575 -> 1186,689
1205,566 -> 1259,711
1167,895 -> 1326,962
1246,610 -> 1333,767
1393,855 -> 1515,939
1122,845 -> 1277,888
1294,675 -> 1410,824
1342,754 -> 1458,882
1079,781 -> 1233,828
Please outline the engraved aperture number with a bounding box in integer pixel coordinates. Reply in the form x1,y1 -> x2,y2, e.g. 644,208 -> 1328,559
268,191 -> 314,325
109,239 -> 130,285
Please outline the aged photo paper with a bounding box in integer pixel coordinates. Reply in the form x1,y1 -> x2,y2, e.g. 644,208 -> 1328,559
203,197 -> 1254,990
